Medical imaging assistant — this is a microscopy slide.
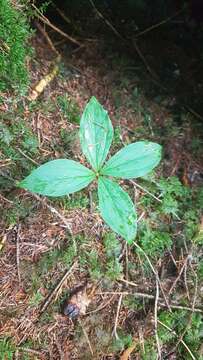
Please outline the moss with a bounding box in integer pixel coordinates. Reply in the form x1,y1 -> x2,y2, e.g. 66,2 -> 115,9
0,0 -> 32,93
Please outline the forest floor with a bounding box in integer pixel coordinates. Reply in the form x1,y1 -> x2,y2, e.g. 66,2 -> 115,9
0,16 -> 203,360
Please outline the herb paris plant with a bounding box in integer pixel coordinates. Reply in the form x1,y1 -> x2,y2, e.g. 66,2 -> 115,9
19,97 -> 162,243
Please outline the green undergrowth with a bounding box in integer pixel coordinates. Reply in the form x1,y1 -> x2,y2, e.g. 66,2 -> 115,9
0,337 -> 40,359
57,94 -> 80,124
0,0 -> 32,93
0,337 -> 15,360
158,311 -> 203,359
0,102 -> 39,193
72,232 -> 123,282
131,175 -> 203,277
3,197 -> 36,226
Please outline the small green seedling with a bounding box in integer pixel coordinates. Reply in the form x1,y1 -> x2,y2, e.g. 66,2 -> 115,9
19,97 -> 161,243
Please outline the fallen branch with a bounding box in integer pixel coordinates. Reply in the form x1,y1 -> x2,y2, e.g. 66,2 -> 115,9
35,21 -> 59,56
0,193 -> 13,204
32,4 -> 81,47
28,56 -> 61,101
98,291 -> 203,314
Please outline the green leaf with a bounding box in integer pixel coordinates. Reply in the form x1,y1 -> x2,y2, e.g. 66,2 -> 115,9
80,96 -> 113,171
101,141 -> 162,179
98,177 -> 137,243
19,159 -> 95,196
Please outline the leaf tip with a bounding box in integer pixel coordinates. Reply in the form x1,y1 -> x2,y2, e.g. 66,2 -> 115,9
89,96 -> 98,104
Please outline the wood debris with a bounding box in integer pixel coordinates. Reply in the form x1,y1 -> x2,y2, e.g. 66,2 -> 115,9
120,339 -> 138,360
28,55 -> 61,101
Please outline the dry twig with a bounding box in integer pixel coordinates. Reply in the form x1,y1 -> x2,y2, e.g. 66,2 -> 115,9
133,241 -> 171,311
130,179 -> 162,203
20,347 -> 46,357
78,319 -> 94,356
97,291 -> 203,313
32,194 -> 72,235
119,278 -> 138,287
112,294 -> 123,339
130,179 -> 180,220
158,302 -> 202,314
184,260 -> 191,302
32,4 -> 81,46
15,224 -> 21,285
155,278 -> 162,359
158,320 -> 196,360
168,255 -> 191,295
39,261 -> 77,315
0,158 -> 12,167
35,21 -> 60,56
89,0 -> 123,40
135,9 -> 183,38
55,6 -> 71,25
86,294 -> 116,315
17,148 -> 39,165
167,270 -> 198,358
